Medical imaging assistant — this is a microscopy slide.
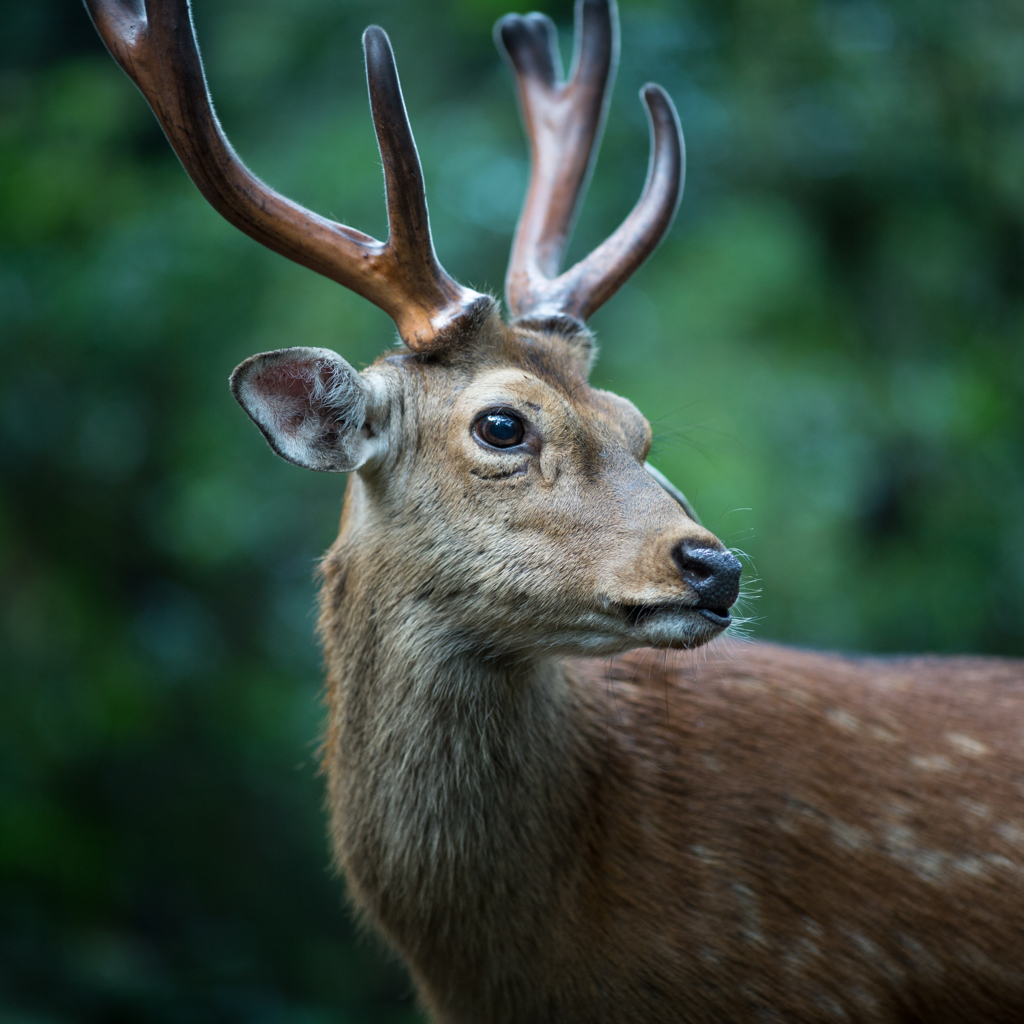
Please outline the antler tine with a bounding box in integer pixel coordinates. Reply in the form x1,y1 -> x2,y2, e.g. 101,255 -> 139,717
361,27 -> 489,346
497,0 -> 618,318
497,0 -> 685,324
83,0 -> 485,351
553,84 -> 684,322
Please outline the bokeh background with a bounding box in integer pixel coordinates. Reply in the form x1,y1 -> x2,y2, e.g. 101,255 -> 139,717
2,0 -> 1023,1018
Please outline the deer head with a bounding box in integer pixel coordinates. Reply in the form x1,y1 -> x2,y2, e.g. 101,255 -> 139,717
84,0 -> 742,657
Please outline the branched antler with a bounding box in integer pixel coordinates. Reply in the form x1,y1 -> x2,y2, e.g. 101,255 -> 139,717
497,0 -> 684,324
83,0 -> 486,351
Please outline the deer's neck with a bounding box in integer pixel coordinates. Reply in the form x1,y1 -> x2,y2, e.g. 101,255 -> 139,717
317,502 -> 598,989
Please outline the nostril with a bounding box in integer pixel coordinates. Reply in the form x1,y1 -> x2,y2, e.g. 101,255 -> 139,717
675,551 -> 714,582
672,543 -> 742,611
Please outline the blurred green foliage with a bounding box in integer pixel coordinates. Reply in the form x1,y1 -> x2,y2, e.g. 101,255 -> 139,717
1,0 -> 1022,1018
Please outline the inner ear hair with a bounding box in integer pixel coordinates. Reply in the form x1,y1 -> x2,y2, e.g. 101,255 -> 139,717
230,347 -> 373,473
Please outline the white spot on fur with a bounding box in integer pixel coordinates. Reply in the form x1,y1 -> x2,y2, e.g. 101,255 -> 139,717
996,822 -> 1024,846
960,798 -> 991,821
848,930 -> 884,963
783,685 -> 814,708
784,935 -> 823,974
775,814 -> 799,835
910,754 -> 953,773
986,853 -> 1018,872
827,708 -> 859,733
832,820 -> 868,851
731,882 -> 765,947
882,825 -> 948,882
727,674 -> 769,695
953,856 -> 987,877
913,850 -> 947,882
946,733 -> 990,758
775,800 -> 821,836
868,725 -> 900,744
814,993 -> 849,1020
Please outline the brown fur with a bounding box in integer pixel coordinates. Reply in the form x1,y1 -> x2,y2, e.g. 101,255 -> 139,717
86,1 -> 1024,1016
315,310 -> 1024,1023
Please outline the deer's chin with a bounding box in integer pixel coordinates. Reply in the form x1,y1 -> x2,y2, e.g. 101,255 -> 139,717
619,600 -> 730,651
516,605 -> 726,659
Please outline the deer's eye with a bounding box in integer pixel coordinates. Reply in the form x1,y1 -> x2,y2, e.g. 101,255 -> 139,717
474,410 -> 525,449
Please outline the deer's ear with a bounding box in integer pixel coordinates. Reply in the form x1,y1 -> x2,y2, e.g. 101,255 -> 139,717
230,347 -> 381,472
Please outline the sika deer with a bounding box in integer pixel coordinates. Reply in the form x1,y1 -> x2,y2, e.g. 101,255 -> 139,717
85,0 -> 1024,1021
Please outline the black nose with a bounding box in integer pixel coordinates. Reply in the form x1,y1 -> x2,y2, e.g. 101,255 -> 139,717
672,542 -> 742,612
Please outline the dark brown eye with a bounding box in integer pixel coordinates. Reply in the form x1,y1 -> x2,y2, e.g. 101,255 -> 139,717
474,410 -> 525,449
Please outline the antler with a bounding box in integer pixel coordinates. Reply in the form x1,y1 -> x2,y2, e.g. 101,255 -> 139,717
496,0 -> 684,324
83,0 -> 486,351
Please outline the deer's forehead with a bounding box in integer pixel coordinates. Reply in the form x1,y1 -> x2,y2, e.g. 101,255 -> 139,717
451,367 -> 569,413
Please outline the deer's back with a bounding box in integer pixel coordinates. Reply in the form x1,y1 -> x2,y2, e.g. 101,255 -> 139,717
562,642 -> 1024,1022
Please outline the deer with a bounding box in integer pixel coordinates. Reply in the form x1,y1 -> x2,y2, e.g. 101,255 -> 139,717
84,0 -> 1024,1021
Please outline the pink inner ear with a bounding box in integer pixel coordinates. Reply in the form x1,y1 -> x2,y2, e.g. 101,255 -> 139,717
247,358 -> 332,439
254,360 -> 321,403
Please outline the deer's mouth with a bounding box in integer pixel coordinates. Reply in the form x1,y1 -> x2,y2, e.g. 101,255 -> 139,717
622,601 -> 732,630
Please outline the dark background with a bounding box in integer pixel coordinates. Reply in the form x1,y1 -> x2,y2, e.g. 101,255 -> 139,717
2,0 -> 1023,1019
